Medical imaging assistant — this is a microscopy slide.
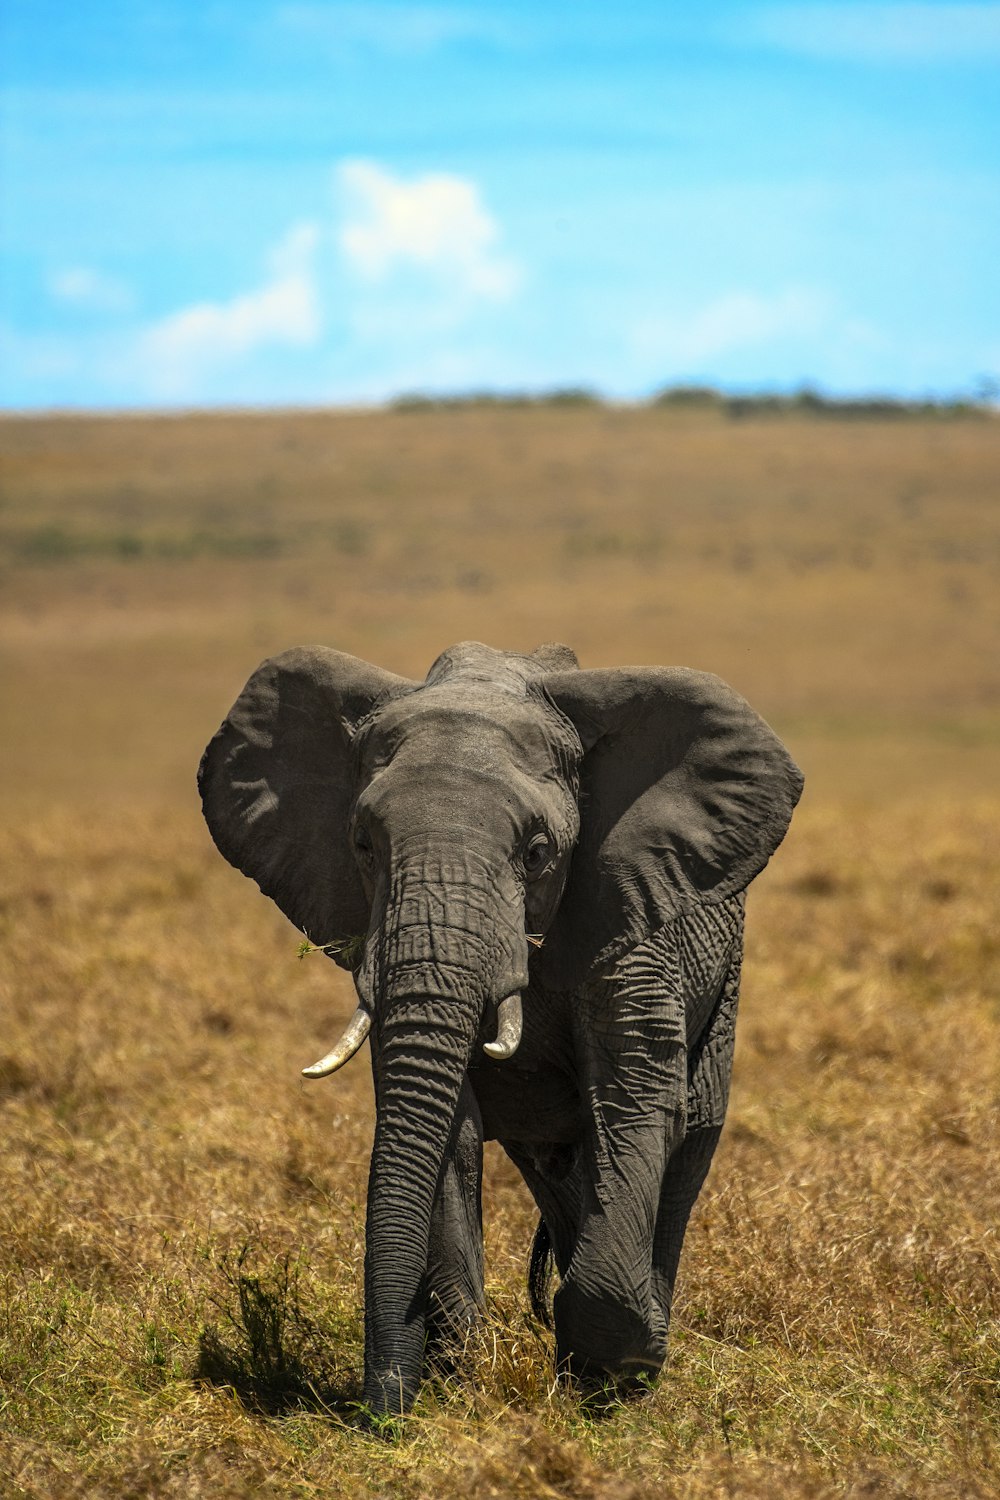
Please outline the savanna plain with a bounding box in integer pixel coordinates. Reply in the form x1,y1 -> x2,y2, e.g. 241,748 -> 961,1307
1,404 -> 998,1499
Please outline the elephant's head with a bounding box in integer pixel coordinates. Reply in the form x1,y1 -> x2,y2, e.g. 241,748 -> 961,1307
199,640 -> 802,1413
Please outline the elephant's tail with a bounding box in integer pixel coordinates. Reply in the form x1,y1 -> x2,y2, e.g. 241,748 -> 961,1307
528,1217 -> 554,1328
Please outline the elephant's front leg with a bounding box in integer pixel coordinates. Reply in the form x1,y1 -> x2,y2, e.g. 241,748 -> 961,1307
555,974 -> 689,1387
424,1077 -> 485,1365
651,950 -> 741,1323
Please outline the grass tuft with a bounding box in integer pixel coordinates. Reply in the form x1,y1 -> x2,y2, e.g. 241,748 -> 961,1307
194,1242 -> 362,1418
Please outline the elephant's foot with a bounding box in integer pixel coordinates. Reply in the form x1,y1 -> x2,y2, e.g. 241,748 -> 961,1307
363,1361 -> 420,1421
552,1277 -> 667,1401
559,1352 -> 662,1414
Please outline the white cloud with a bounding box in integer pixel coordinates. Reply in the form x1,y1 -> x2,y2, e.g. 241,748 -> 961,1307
75,162 -> 519,404
8,161 -> 522,406
48,266 -> 134,314
742,4 -> 1000,63
137,222 -> 321,398
337,160 -> 520,300
634,288 -> 831,367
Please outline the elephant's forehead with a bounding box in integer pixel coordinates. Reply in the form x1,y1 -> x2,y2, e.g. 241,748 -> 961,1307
362,684 -> 575,779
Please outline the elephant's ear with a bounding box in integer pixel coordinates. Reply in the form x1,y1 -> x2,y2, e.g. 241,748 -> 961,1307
198,647 -> 417,952
539,667 -> 803,986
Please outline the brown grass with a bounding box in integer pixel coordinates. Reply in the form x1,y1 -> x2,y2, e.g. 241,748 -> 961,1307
1,406 -> 997,1497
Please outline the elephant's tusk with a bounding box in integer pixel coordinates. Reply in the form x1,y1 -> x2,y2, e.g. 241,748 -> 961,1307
301,1006 -> 372,1079
482,992 -> 522,1061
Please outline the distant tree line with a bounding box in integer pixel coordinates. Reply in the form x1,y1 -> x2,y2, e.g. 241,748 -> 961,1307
651,384 -> 995,419
390,383 -> 997,418
390,387 -> 601,411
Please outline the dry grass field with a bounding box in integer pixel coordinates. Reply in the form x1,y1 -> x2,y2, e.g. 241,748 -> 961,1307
1,405 -> 998,1498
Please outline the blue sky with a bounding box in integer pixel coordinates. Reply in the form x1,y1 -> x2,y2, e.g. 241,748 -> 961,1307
2,1 -> 998,408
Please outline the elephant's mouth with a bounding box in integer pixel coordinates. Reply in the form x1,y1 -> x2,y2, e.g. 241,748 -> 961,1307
302,988 -> 523,1080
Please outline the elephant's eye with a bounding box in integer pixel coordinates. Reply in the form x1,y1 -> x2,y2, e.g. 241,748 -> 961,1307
522,832 -> 553,879
353,825 -> 374,862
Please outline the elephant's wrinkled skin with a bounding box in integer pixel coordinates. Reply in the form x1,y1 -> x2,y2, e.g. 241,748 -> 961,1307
199,641 -> 802,1415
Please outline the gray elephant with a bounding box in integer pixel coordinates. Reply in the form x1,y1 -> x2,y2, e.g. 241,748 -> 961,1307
199,641 -> 802,1416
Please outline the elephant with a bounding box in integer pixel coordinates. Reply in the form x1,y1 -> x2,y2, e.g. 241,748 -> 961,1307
198,640 -> 802,1416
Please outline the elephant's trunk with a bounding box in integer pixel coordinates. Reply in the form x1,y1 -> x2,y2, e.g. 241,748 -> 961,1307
361,852 -> 527,1415
363,1002 -> 479,1414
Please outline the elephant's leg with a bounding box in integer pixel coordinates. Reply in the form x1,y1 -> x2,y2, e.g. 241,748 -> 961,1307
541,931 -> 696,1389
652,956 -> 740,1323
553,1038 -> 689,1388
553,1137 -> 674,1386
650,1124 -> 722,1325
424,1078 -> 485,1362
